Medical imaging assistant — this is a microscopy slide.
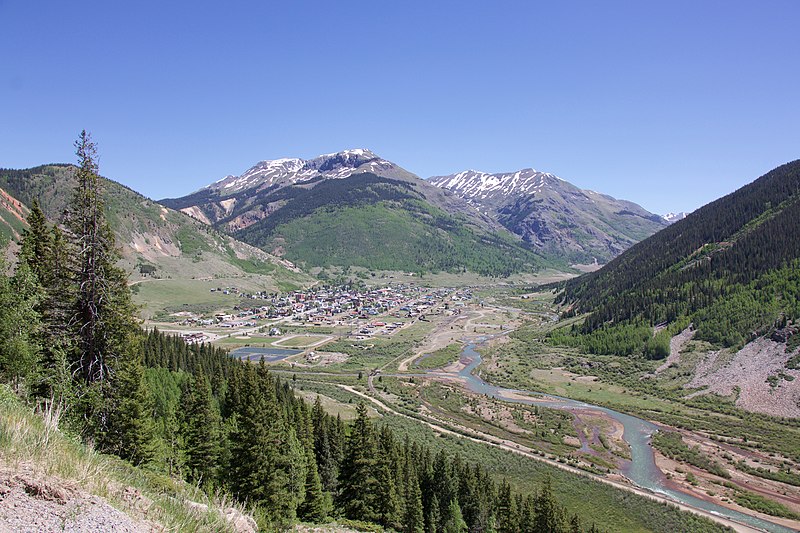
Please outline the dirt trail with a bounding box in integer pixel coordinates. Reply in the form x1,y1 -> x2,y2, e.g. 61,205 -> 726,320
655,326 -> 694,374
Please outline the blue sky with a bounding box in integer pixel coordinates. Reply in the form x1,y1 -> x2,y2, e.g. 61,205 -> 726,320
2,1 -> 798,214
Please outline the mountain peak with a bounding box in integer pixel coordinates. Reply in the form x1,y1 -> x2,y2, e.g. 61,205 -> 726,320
203,149 -> 398,195
429,168 -> 563,205
430,166 -> 666,263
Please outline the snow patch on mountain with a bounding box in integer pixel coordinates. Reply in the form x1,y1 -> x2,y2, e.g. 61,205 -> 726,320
663,212 -> 689,223
430,168 -> 560,205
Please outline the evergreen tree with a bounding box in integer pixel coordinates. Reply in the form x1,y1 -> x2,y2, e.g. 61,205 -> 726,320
402,467 -> 425,533
102,347 -> 158,465
297,446 -> 329,523
441,498 -> 468,533
375,425 -> 401,530
496,479 -> 518,533
228,364 -> 297,527
337,402 -> 378,522
426,496 -> 440,533
312,396 -> 340,492
532,477 -> 565,533
0,260 -> 42,391
181,367 -> 221,488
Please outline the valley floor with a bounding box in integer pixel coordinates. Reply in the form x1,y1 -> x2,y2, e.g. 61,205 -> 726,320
265,288 -> 800,533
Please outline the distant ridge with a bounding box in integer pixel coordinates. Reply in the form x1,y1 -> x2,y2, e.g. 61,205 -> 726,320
430,168 -> 667,264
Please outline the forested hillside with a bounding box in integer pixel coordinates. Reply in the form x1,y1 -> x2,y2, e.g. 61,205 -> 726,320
554,160 -> 800,354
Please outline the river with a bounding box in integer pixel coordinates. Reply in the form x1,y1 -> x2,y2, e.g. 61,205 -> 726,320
452,344 -> 797,533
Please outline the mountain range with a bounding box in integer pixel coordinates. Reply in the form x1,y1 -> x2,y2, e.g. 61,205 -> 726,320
2,149 -> 673,278
161,150 -> 551,276
163,149 -> 666,271
429,168 -> 667,263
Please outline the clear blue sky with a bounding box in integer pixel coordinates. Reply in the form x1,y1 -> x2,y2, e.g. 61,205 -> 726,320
2,1 -> 798,214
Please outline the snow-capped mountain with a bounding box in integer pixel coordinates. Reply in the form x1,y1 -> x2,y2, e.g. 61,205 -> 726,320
206,149 -> 415,195
160,150 -> 536,274
663,212 -> 689,224
161,149 -> 497,232
430,168 -> 667,264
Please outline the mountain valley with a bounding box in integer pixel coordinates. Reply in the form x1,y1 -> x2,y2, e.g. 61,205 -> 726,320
1,151 -> 799,533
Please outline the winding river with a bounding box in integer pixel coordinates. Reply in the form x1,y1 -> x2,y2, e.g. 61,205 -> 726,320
453,344 -> 797,533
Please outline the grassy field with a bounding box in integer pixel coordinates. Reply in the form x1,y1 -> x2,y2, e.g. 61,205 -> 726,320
273,334 -> 330,348
292,388 -> 373,420
412,342 -> 462,370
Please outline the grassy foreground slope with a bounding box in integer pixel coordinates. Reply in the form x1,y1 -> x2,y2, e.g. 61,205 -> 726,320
0,385 -> 248,532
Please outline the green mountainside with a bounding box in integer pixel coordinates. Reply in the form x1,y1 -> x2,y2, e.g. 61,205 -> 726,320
556,159 -> 800,354
232,173 -> 555,276
0,165 -> 311,287
162,150 -> 569,277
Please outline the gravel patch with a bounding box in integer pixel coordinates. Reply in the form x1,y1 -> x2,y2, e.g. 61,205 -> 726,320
685,338 -> 800,418
655,326 -> 694,374
0,470 -> 156,533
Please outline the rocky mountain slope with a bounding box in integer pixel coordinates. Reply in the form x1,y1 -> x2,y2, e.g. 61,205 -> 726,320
0,165 -> 308,285
0,187 -> 29,249
429,168 -> 667,263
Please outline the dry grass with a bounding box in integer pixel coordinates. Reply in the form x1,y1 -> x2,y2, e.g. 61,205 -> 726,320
0,385 -> 249,532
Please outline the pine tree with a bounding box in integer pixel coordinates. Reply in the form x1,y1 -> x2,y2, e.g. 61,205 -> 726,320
441,498 -> 468,533
181,367 -> 221,488
402,467 -> 424,533
533,477 -> 565,533
63,131 -> 156,459
62,135 -> 128,395
228,363 -> 298,527
337,402 -> 378,522
375,425 -> 400,530
312,396 -> 340,492
426,496 -> 440,533
0,260 -> 42,391
496,479 -> 518,533
102,347 -> 158,465
297,446 -> 329,523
